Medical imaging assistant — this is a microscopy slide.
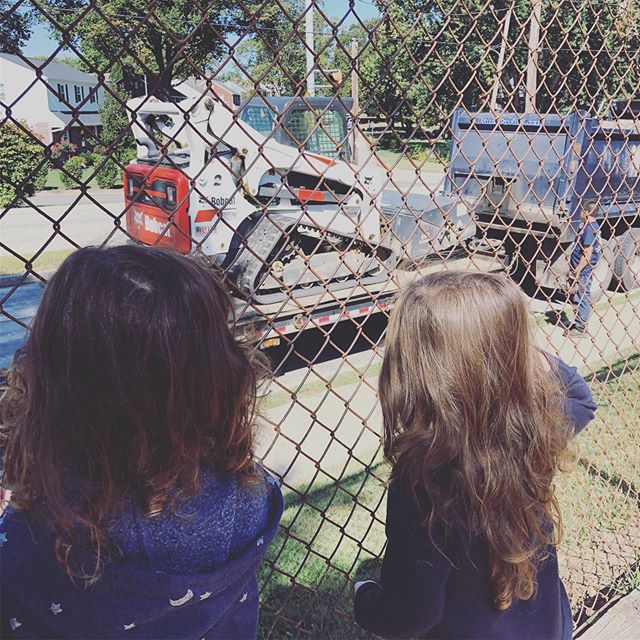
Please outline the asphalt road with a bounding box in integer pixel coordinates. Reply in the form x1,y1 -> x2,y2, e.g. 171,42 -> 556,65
0,281 -> 45,368
0,191 -> 129,257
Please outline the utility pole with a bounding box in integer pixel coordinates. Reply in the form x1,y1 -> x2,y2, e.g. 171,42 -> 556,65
305,0 -> 315,96
525,0 -> 542,113
490,3 -> 514,111
351,37 -> 359,162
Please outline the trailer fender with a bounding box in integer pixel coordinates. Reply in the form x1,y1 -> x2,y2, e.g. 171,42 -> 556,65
612,228 -> 640,291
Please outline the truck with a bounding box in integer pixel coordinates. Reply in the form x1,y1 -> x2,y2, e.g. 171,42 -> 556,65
445,108 -> 640,301
123,94 -> 640,345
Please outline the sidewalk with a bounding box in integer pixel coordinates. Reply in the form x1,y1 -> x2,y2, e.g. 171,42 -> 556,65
578,589 -> 640,639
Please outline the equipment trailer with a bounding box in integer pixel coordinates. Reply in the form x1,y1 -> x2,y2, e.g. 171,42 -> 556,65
123,94 -> 478,346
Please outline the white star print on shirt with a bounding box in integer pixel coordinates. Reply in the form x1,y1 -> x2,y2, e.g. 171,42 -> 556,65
9,617 -> 22,631
256,536 -> 264,546
240,593 -> 248,603
0,532 -> 7,546
50,603 -> 62,615
199,592 -> 212,600
123,623 -> 136,630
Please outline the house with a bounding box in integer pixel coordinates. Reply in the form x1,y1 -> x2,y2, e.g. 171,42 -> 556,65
0,53 -> 103,148
172,77 -> 244,109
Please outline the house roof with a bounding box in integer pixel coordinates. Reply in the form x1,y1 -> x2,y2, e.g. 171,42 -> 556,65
0,53 -> 97,84
220,80 -> 244,95
50,111 -> 102,129
174,77 -> 244,97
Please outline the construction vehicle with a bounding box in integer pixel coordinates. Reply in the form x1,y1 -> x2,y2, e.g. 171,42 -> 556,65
445,108 -> 640,301
123,93 -> 640,346
123,94 -> 475,343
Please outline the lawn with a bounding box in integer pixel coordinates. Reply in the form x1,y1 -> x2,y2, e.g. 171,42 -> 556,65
44,167 -> 123,190
258,354 -> 640,638
44,168 -> 98,190
374,148 -> 445,174
0,249 -> 76,275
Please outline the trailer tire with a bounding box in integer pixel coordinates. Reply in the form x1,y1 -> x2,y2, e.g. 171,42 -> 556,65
613,229 -> 640,291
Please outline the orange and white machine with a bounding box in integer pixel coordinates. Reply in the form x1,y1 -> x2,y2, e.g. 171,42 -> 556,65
124,95 -> 389,304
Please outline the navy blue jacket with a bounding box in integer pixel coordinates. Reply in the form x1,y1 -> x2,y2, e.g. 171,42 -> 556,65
354,358 -> 597,639
1,466 -> 283,639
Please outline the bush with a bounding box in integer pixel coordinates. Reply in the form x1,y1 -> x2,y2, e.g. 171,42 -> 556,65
408,143 -> 427,164
78,150 -> 97,166
50,139 -> 77,160
60,156 -> 86,189
0,122 -> 48,206
94,155 -> 122,189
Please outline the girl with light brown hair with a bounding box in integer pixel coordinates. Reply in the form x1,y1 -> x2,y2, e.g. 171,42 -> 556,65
354,271 -> 596,639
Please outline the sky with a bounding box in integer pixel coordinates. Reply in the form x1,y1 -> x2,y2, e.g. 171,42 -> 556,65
22,1 -> 382,58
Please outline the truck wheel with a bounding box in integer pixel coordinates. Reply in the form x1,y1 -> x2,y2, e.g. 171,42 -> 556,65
589,238 -> 614,303
613,229 -> 640,291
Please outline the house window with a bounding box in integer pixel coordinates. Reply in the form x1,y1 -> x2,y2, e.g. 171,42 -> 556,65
74,86 -> 81,102
90,88 -> 96,104
57,83 -> 66,101
233,94 -> 241,107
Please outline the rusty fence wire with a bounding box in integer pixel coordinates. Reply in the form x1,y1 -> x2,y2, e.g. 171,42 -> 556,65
1,0 -> 640,636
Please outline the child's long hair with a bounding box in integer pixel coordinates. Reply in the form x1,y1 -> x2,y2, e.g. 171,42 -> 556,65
380,271 -> 573,611
0,245 -> 268,581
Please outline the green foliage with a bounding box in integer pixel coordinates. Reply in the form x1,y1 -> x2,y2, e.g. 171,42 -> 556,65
60,156 -> 86,189
98,89 -> 135,159
347,0 -> 640,134
0,123 -> 47,206
78,151 -> 97,166
235,2 -> 355,97
0,2 -> 34,53
42,0 -> 244,94
235,0 -> 306,95
93,155 -> 122,189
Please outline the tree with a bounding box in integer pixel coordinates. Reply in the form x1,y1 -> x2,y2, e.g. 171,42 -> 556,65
40,0 -> 241,95
235,2 -> 354,97
0,2 -> 35,53
235,0 -> 309,96
98,87 -> 135,159
0,123 -> 48,206
347,0 -> 640,139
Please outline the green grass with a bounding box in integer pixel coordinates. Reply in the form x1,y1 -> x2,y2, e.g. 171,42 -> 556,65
44,168 -> 122,190
0,249 -> 76,275
580,354 -> 640,487
45,168 -> 95,190
259,460 -> 389,639
258,355 -> 640,637
374,148 -> 445,174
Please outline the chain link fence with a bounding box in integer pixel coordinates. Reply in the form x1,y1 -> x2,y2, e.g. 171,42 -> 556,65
1,0 -> 639,636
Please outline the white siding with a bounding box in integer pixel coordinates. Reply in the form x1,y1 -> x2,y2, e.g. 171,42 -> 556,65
0,56 -> 103,144
0,56 -> 51,142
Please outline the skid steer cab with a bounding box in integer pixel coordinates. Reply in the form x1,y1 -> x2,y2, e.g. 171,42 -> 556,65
124,94 -> 390,305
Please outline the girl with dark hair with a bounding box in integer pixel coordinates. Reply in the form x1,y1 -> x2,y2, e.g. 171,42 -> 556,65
0,245 -> 282,639
354,271 -> 597,639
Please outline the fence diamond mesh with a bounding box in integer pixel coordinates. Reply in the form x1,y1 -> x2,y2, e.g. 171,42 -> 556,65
1,0 -> 639,636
